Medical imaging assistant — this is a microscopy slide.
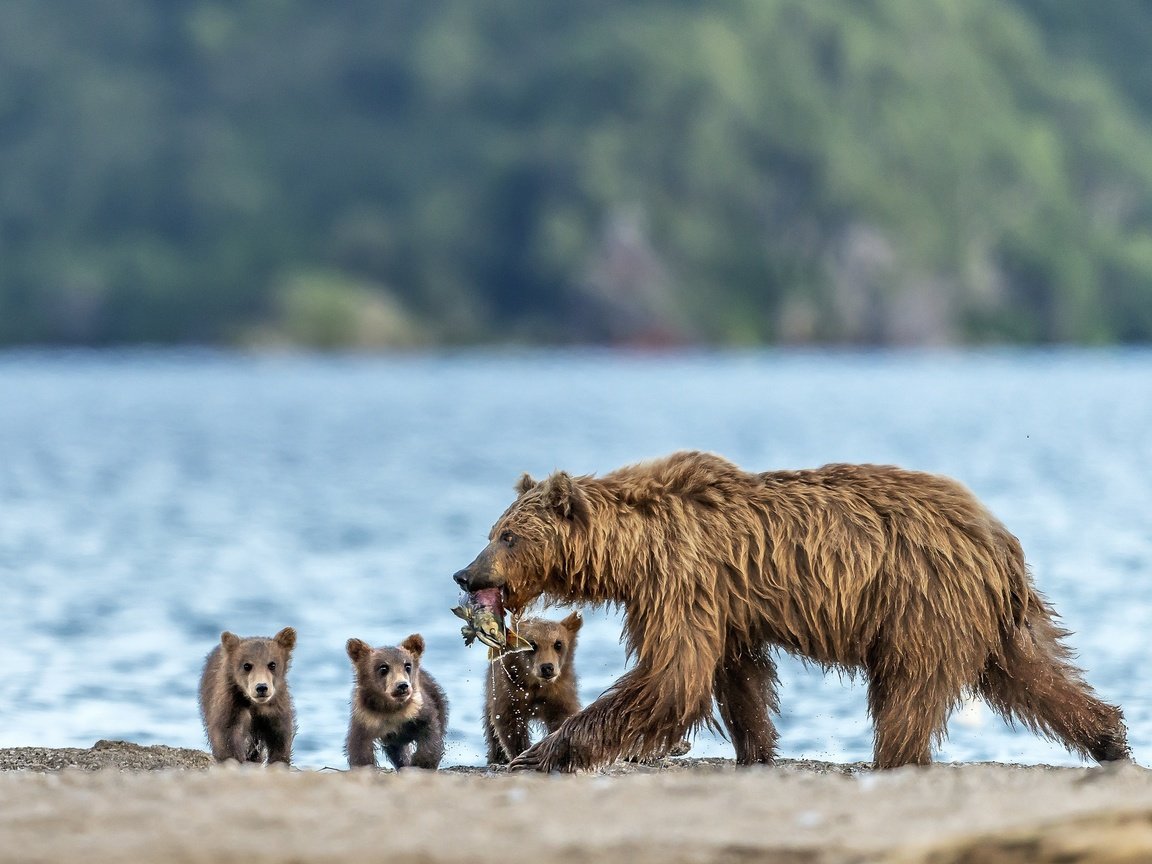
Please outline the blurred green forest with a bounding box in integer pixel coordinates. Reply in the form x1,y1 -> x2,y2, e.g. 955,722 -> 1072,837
4,0 -> 1152,348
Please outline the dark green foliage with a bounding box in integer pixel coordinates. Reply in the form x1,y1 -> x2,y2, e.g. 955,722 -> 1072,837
2,0 -> 1152,346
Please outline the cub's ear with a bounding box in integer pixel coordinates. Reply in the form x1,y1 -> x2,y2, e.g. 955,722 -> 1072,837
561,610 -> 583,634
515,473 -> 537,496
274,627 -> 297,652
220,632 -> 241,654
540,470 -> 587,521
401,633 -> 425,659
346,638 -> 372,663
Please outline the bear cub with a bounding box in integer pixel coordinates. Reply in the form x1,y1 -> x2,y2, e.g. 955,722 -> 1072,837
346,633 -> 449,770
484,612 -> 582,764
199,627 -> 297,765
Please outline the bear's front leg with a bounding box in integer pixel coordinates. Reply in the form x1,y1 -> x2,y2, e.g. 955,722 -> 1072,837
506,725 -> 578,772
227,715 -> 256,763
409,729 -> 444,770
509,663 -> 714,772
345,722 -> 378,768
263,719 -> 294,766
495,711 -> 533,762
383,743 -> 412,770
483,709 -> 508,764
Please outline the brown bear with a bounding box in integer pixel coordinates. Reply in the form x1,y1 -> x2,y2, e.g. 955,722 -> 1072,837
198,627 -> 297,765
452,450 -> 1130,772
345,634 -> 449,770
483,612 -> 583,764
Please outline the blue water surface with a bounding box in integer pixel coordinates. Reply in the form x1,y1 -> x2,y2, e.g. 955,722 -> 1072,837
0,348 -> 1148,768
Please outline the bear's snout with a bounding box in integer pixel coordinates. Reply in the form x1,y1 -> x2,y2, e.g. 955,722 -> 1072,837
254,682 -> 270,699
393,680 -> 410,698
454,566 -> 496,592
538,663 -> 556,680
453,546 -> 504,592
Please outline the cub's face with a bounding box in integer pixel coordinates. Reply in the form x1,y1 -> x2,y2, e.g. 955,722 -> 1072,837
452,471 -> 585,614
347,634 -> 424,707
514,612 -> 582,684
221,627 -> 296,705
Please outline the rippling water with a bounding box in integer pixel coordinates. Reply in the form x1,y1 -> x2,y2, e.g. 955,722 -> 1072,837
0,348 -> 1149,768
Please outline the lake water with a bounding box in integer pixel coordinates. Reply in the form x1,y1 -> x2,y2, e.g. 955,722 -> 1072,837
0,348 -> 1149,769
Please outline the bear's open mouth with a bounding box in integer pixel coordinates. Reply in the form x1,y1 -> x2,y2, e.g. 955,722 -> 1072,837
451,588 -> 531,653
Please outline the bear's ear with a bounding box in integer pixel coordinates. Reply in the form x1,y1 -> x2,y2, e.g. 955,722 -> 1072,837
346,638 -> 371,663
220,632 -> 240,654
515,473 -> 537,496
540,471 -> 587,521
274,627 -> 297,652
561,610 -> 583,634
401,633 -> 425,659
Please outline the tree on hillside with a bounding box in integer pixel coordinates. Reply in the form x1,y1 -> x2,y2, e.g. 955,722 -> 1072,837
2,0 -> 1152,346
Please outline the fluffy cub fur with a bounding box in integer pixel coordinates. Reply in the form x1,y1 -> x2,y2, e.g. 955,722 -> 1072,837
199,627 -> 297,764
345,633 -> 449,770
484,612 -> 582,763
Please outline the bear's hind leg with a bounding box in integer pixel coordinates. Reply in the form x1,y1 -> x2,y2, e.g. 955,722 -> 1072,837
978,610 -> 1129,764
867,657 -> 961,769
713,646 -> 779,765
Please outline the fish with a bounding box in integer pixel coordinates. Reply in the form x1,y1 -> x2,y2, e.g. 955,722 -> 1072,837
451,588 -> 532,658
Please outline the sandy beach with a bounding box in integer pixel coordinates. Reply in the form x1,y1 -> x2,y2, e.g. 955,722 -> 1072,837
0,742 -> 1149,863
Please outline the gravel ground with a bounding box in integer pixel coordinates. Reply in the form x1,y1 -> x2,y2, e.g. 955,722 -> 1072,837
1,742 -> 1150,864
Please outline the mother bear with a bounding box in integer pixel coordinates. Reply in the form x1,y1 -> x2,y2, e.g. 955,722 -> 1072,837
453,451 -> 1129,772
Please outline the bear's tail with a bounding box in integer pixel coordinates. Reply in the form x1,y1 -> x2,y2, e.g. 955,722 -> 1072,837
978,593 -> 1129,764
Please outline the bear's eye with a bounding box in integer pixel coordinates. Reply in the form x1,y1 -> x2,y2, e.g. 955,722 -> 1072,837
267,662 -> 276,672
528,641 -> 538,652
378,664 -> 389,676
554,640 -> 564,652
404,663 -> 412,673
242,662 -> 253,672
500,531 -> 515,547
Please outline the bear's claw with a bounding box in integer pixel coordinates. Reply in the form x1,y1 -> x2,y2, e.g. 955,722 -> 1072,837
508,731 -> 576,773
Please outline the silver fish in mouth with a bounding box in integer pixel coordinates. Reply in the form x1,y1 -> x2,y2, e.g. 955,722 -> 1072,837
451,588 -> 531,656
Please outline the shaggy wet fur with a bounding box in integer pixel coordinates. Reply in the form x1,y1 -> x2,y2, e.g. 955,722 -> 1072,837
198,627 -> 297,765
453,450 -> 1129,772
483,613 -> 583,763
345,634 -> 449,770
